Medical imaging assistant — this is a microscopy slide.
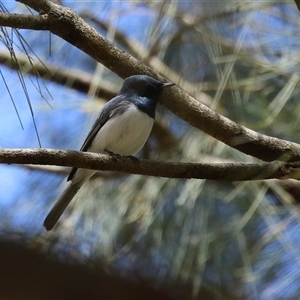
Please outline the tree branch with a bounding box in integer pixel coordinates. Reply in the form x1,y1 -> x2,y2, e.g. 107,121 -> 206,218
0,12 -> 48,30
80,12 -> 213,107
0,148 -> 299,181
4,0 -> 300,162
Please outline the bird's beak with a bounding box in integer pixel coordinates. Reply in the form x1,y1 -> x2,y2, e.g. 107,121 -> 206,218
162,82 -> 175,88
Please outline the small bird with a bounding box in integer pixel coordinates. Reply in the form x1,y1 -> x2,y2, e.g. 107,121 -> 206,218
43,74 -> 174,231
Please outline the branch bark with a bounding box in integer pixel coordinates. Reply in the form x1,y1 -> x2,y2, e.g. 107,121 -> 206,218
80,12 -> 213,107
1,148 -> 299,181
2,0 -> 300,162
0,12 -> 48,30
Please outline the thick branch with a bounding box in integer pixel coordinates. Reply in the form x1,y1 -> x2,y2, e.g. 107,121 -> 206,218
81,12 -> 213,107
0,148 -> 299,181
5,0 -> 300,162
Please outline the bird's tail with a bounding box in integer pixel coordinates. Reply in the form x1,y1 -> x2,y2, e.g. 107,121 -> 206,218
43,181 -> 83,231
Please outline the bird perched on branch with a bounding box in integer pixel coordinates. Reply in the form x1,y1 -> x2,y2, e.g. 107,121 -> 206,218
44,74 -> 174,231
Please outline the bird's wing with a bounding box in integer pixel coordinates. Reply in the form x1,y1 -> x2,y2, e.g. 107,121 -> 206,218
67,95 -> 131,181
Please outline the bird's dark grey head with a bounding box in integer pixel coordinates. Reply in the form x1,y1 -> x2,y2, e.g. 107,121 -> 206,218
119,75 -> 174,119
120,75 -> 174,100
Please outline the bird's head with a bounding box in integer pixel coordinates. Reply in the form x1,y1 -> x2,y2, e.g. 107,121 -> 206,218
120,75 -> 174,100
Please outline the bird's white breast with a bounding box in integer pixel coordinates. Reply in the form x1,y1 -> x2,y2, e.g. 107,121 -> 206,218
89,105 -> 154,156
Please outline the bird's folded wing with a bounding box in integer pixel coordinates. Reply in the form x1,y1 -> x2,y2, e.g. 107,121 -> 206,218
67,96 -> 131,181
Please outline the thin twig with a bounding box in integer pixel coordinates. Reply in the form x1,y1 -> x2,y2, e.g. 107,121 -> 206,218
0,148 -> 299,181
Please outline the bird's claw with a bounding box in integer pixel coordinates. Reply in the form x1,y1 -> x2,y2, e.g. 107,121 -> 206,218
106,150 -> 121,160
105,150 -> 139,162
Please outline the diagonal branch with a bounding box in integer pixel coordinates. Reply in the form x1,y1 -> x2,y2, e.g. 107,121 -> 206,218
3,0 -> 300,162
80,12 -> 213,107
0,148 -> 299,181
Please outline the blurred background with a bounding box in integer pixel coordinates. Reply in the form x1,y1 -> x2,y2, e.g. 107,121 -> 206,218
0,1 -> 300,299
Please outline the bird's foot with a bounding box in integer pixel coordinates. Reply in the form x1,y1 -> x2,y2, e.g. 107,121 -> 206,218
105,150 -> 139,162
106,150 -> 121,160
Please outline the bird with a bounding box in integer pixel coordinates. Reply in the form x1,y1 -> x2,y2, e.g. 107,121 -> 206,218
43,74 -> 175,231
